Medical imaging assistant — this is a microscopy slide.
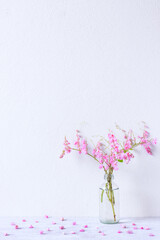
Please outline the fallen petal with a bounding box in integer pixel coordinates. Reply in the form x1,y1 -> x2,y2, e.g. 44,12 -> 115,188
40,231 -> 44,234
59,226 -> 64,230
149,233 -> 155,237
121,224 -> 127,228
127,230 -> 133,234
117,230 -> 122,233
133,227 -> 138,230
80,229 -> 85,232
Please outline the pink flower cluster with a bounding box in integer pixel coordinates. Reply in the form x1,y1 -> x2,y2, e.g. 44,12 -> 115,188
138,130 -> 157,155
60,125 -> 157,172
59,137 -> 71,158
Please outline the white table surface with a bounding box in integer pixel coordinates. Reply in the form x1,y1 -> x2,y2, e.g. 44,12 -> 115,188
0,217 -> 159,239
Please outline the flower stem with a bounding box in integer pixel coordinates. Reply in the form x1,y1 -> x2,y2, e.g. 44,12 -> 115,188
105,169 -> 116,222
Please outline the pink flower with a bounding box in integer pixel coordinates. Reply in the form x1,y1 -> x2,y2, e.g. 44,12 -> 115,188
81,139 -> 88,154
60,150 -> 65,158
99,164 -> 103,169
64,137 -> 71,153
152,138 -> 157,144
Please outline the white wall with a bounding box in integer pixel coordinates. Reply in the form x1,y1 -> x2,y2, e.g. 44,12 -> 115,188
0,0 -> 160,218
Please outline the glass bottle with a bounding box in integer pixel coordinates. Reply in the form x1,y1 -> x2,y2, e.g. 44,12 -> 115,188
99,172 -> 119,224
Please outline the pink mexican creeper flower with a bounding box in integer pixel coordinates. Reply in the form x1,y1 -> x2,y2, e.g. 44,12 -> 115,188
74,130 -> 82,154
60,137 -> 71,158
60,127 -> 157,172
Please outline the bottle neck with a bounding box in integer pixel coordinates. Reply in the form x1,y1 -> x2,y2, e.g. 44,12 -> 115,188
104,172 -> 114,183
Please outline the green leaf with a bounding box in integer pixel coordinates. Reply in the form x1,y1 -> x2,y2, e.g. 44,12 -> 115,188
118,159 -> 123,163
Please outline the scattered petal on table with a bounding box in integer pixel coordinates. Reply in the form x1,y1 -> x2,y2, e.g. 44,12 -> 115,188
11,222 -> 15,226
15,225 -> 19,229
133,227 -> 138,230
127,230 -> 133,234
84,225 -> 88,228
52,221 -> 56,225
4,233 -> 9,236
117,230 -> 122,233
72,221 -> 76,225
132,223 -> 136,226
98,230 -> 102,233
145,227 -> 150,230
59,226 -> 65,230
45,215 -> 49,219
140,227 -> 144,229
149,233 -> 155,237
35,221 -> 39,223
61,217 -> 65,221
40,231 -> 44,234
71,231 -> 76,234
29,225 -> 34,228
80,229 -> 85,232
121,224 -> 127,228
101,232 -> 105,236
22,219 -> 26,222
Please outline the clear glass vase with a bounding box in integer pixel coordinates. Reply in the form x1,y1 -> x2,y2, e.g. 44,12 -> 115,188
99,172 -> 119,224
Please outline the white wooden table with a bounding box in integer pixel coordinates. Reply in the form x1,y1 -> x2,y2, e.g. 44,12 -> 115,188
0,217 -> 159,239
